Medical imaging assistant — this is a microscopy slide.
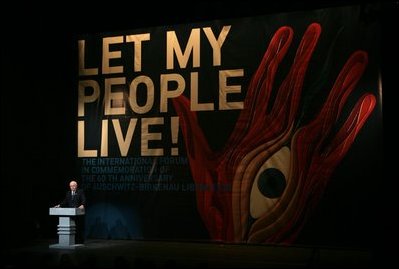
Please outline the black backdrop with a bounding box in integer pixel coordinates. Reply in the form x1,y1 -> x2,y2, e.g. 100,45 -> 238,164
1,0 -> 397,265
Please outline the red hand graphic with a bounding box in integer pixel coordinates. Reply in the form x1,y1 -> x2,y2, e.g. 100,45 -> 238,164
172,23 -> 376,243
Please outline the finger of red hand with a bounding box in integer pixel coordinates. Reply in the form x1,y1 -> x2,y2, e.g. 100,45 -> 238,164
318,51 -> 368,134
173,95 -> 220,232
270,23 -> 321,126
172,96 -> 212,159
323,93 -> 376,159
225,26 -> 293,151
250,26 -> 293,120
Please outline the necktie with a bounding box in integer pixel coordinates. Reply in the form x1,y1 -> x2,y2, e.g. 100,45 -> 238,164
72,191 -> 75,196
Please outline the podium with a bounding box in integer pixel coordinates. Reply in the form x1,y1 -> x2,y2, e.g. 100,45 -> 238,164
49,207 -> 85,249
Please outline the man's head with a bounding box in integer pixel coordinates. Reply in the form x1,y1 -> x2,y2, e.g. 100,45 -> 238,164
69,181 -> 78,191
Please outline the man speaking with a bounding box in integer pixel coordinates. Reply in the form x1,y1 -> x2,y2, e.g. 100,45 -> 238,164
55,180 -> 86,243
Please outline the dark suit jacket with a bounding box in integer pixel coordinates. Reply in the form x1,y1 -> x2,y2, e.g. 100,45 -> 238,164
60,189 -> 86,208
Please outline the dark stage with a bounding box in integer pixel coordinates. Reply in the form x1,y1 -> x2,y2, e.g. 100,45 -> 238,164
3,238 -> 373,268
1,1 -> 397,269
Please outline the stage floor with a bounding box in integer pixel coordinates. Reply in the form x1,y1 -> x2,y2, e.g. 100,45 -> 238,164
3,238 -> 373,268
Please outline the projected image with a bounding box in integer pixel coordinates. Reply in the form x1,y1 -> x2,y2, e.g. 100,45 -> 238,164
172,23 -> 376,243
